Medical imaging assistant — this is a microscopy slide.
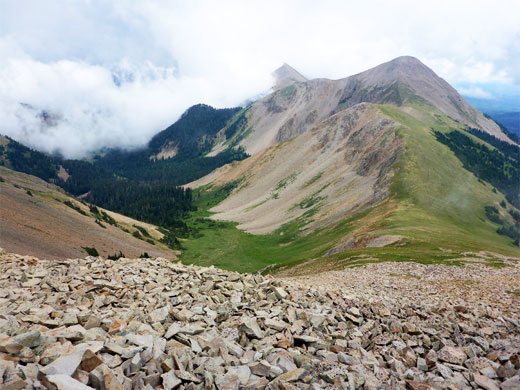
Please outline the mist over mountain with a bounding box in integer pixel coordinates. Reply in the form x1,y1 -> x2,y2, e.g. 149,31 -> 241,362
1,1 -> 519,158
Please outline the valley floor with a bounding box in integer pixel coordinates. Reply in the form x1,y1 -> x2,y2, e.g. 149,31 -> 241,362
0,250 -> 519,389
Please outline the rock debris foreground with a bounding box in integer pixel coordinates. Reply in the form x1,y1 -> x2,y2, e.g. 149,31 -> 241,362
0,251 -> 519,390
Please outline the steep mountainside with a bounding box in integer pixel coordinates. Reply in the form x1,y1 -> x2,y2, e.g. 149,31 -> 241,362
0,166 -> 178,260
216,57 -> 512,156
191,103 -> 402,234
185,58 -> 519,271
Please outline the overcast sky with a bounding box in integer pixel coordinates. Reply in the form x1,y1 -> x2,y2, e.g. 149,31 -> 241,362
1,0 -> 519,158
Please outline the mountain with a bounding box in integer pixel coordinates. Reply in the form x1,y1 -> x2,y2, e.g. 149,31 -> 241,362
209,57 -> 513,158
273,63 -> 307,90
0,165 -> 178,260
336,57 -> 506,139
485,111 -> 520,137
92,104 -> 248,185
182,57 -> 519,271
148,104 -> 242,160
2,56 -> 518,271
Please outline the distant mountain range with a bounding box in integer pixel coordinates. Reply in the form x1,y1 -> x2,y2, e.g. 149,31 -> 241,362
462,96 -> 520,137
484,111 -> 520,137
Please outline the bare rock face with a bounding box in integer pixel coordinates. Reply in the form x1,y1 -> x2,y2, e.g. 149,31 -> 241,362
237,57 -> 513,160
198,103 -> 404,236
0,251 -> 519,389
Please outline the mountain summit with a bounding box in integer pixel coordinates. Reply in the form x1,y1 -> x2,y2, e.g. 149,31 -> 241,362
272,63 -> 307,90
219,57 -> 513,157
337,56 -> 505,140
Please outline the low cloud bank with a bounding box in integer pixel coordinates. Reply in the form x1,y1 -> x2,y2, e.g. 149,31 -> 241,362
1,0 -> 518,158
0,52 -> 272,158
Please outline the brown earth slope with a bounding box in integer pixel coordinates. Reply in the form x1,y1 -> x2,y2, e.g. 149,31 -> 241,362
0,166 -> 177,260
190,103 -> 403,234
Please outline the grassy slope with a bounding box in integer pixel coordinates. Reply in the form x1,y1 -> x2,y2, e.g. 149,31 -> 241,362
179,182 -> 367,273
315,103 -> 519,271
180,102 -> 519,273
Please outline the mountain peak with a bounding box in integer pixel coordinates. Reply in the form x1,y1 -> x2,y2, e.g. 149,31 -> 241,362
343,56 -> 511,143
358,56 -> 434,80
273,63 -> 307,90
389,55 -> 423,64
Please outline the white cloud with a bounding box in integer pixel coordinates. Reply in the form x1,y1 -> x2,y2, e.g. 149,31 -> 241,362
0,0 -> 519,157
456,86 -> 494,100
0,51 -> 273,158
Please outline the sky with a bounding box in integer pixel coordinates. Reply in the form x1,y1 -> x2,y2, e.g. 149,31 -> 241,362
0,0 -> 519,158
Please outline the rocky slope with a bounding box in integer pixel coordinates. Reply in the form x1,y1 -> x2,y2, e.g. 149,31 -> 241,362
0,166 -> 176,260
229,56 -> 511,157
191,103 -> 402,234
1,250 -> 519,389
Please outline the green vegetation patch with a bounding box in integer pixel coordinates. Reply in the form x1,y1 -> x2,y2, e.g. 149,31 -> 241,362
291,184 -> 330,211
274,173 -> 298,193
63,200 -> 88,216
108,251 -> 125,261
280,85 -> 296,98
133,225 -> 151,238
82,247 -> 99,257
179,183 -> 366,273
300,172 -> 323,189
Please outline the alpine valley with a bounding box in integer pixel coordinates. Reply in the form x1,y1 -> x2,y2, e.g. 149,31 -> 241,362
1,56 -> 519,271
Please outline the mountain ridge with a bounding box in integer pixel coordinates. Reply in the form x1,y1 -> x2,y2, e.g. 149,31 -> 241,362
1,56 -> 518,270
227,56 -> 513,157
